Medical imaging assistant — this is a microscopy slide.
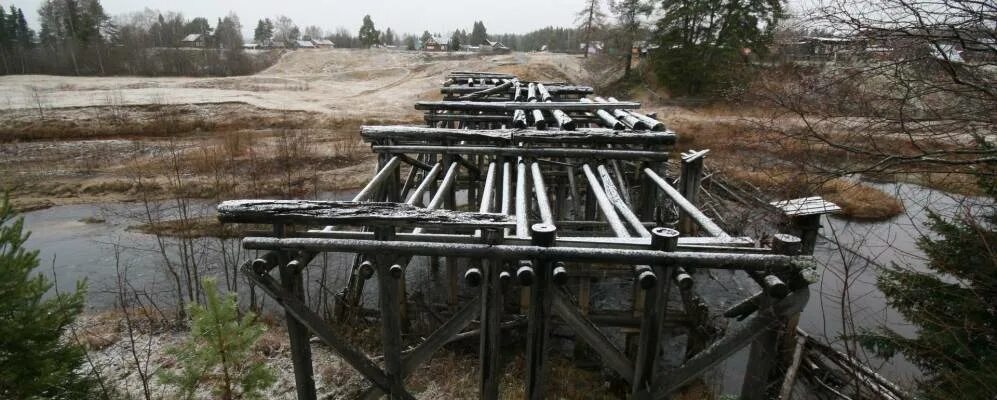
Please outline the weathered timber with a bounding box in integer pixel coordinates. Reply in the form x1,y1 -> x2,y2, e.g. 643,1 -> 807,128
608,98 -> 666,131
372,145 -> 672,161
580,98 -> 625,130
242,237 -> 815,272
361,126 -> 676,145
633,228 -> 678,398
217,200 -> 514,228
652,290 -> 809,399
241,264 -> 411,399
360,126 -> 676,145
414,100 -> 641,111
525,223 -> 556,400
442,84 -> 593,95
457,79 -> 517,100
537,83 -> 575,130
595,97 -> 648,130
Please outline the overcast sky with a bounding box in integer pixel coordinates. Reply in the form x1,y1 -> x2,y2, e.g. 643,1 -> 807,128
9,0 -> 591,37
8,0 -> 810,38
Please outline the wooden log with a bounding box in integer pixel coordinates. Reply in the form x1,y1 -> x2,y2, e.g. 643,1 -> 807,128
777,336 -> 806,400
632,228 -> 678,398
537,83 -> 575,130
607,98 -> 666,131
525,223 -> 556,400
479,244 -> 504,398
457,79 -> 517,100
513,110 -> 528,129
281,253 -> 318,400
415,100 -> 642,112
374,227 -> 406,398
594,97 -> 648,130
217,200 -> 514,229
361,125 -> 676,145
579,98 -> 625,130
442,84 -> 594,96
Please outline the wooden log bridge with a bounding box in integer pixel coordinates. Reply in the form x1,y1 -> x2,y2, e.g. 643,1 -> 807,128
219,71 -> 840,399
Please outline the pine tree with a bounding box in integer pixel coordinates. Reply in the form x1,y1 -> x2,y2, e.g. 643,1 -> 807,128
0,195 -> 96,398
857,164 -> 997,399
158,278 -> 275,400
577,0 -> 606,57
652,0 -> 784,95
358,15 -> 380,47
450,30 -> 461,51
470,21 -> 488,45
612,0 -> 653,78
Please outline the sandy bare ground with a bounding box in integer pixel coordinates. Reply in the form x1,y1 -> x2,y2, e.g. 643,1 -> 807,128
0,49 -> 591,119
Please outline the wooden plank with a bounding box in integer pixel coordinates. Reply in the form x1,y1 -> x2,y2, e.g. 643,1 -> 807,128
414,100 -> 641,112
552,289 -> 635,383
217,200 -> 514,228
770,197 -> 841,216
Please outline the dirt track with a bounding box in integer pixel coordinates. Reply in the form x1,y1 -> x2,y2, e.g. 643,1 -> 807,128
0,49 -> 592,119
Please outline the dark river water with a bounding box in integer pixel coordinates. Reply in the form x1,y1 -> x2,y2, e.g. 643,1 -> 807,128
21,182 -> 990,396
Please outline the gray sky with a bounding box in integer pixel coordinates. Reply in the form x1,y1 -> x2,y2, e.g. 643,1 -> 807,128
9,0 -> 589,37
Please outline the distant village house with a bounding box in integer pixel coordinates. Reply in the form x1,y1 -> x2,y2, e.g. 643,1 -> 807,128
181,33 -> 207,48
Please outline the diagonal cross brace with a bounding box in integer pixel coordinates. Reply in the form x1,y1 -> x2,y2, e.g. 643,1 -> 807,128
241,264 -> 416,400
551,288 -> 635,383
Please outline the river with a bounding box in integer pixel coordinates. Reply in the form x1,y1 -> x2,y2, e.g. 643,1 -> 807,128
20,181 -> 989,394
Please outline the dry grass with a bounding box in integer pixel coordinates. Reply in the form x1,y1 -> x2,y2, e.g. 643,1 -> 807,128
661,114 -> 906,220
720,165 -> 904,220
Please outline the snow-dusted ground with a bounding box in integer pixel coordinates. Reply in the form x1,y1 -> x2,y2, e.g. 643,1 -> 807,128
0,49 -> 591,119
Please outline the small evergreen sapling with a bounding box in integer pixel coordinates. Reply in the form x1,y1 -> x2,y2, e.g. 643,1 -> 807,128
158,278 -> 275,400
0,195 -> 95,398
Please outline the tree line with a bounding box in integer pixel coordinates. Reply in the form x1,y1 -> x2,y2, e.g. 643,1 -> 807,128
0,1 -> 277,76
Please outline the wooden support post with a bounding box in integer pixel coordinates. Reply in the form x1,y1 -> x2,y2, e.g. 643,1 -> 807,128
678,151 -> 706,235
792,214 -> 821,255
479,229 -> 503,400
741,319 -> 782,400
632,227 -> 678,399
773,234 -> 805,365
525,223 -> 556,400
374,226 -> 406,398
743,234 -> 806,400
276,223 -> 317,400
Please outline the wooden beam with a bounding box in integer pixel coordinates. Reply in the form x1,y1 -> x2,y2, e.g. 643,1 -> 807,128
217,200 -> 514,229
414,100 -> 641,112
361,126 -> 676,145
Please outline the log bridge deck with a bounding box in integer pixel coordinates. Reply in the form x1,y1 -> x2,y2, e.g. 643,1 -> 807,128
219,71 -> 839,400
